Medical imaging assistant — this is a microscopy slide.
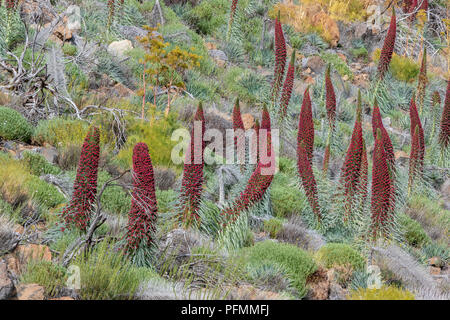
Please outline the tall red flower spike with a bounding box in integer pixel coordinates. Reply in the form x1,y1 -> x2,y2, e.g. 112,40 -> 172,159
409,96 -> 425,167
377,8 -> 396,80
409,126 -> 423,190
325,64 -> 337,128
298,141 -> 321,220
63,127 -> 100,231
439,79 -> 450,149
358,139 -> 369,206
416,47 -> 428,114
370,129 -> 395,241
125,143 -> 158,253
280,50 -> 295,119
297,87 -> 314,165
339,94 -> 364,217
322,144 -> 330,174
180,102 -> 206,223
221,111 -> 274,223
233,98 -> 245,164
272,11 -> 287,101
228,0 -> 239,37
403,0 -> 412,13
252,119 -> 260,164
372,100 -> 395,169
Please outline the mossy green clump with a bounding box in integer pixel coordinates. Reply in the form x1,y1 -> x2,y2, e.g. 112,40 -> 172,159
156,189 -> 177,213
21,260 -> 67,297
348,285 -> 415,300
33,118 -> 109,148
62,43 -> 77,56
242,240 -> 317,297
270,173 -> 307,218
372,49 -> 419,83
315,243 -> 366,271
25,176 -> 66,209
263,218 -> 284,238
21,151 -> 62,176
0,106 -> 33,142
183,0 -> 228,36
398,213 -> 431,248
320,52 -> 353,80
115,115 -> 180,169
74,240 -> 155,300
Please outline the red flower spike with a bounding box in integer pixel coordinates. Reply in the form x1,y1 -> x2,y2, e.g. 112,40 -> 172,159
377,8 -> 396,80
180,102 -> 206,223
125,143 -> 158,253
409,96 -> 425,166
228,0 -> 239,37
416,47 -> 428,114
272,11 -> 287,100
63,127 -> 100,231
370,129 -> 395,241
358,139 -> 369,205
409,126 -> 423,189
297,87 -> 314,166
339,94 -> 364,217
325,64 -> 337,128
221,113 -> 274,223
372,101 -> 395,169
439,79 -> 450,149
233,98 -> 245,161
280,50 -> 295,119
322,144 -> 330,174
297,141 -> 321,220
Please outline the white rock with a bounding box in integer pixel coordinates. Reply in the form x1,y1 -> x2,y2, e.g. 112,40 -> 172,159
107,40 -> 133,59
66,5 -> 81,33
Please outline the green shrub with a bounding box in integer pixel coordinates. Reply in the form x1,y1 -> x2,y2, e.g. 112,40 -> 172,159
350,46 -> 368,59
0,106 -> 33,142
62,43 -> 77,56
348,285 -> 415,300
242,240 -> 317,297
25,176 -> 66,209
398,214 -> 431,248
98,171 -> 131,216
21,151 -> 61,176
315,243 -> 366,271
156,189 -> 177,213
264,218 -> 284,238
21,260 -> 67,297
372,49 -> 419,82
74,240 -> 153,300
183,0 -> 228,35
320,52 -> 353,80
115,115 -> 180,169
270,173 -> 307,218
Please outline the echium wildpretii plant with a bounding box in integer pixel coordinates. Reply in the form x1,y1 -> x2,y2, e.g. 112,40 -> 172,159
408,96 -> 425,193
416,47 -> 428,115
297,140 -> 321,221
323,64 -> 337,174
233,97 -> 246,168
227,0 -> 239,41
125,143 -> 158,266
439,79 -> 450,150
377,8 -> 396,80
297,87 -> 314,166
430,91 -> 441,141
369,129 -> 396,242
338,91 -> 364,220
271,11 -> 286,102
410,96 -> 425,165
62,127 -> 100,231
180,102 -> 205,225
220,106 -> 274,224
372,99 -> 395,170
279,50 -> 295,120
